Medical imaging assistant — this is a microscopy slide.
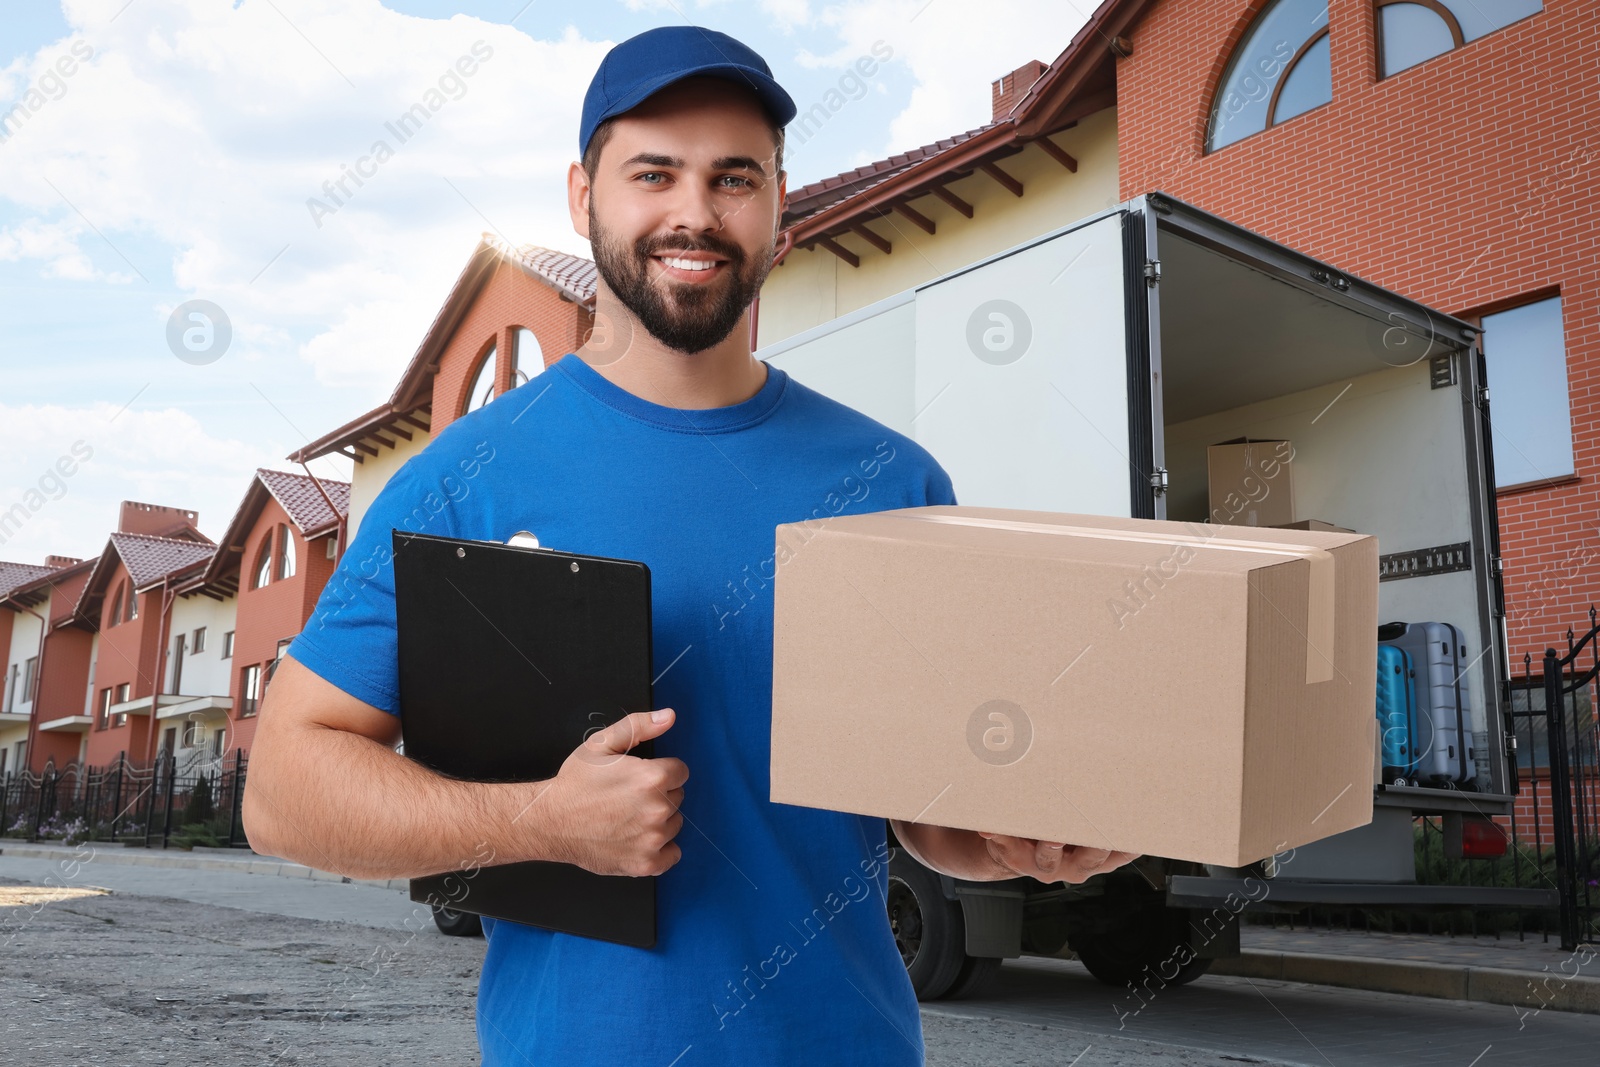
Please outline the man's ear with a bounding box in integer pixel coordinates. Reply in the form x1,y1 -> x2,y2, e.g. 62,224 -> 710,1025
568,161 -> 592,240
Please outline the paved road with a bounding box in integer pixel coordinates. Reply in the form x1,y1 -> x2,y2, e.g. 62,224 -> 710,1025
3,853 -> 1596,1066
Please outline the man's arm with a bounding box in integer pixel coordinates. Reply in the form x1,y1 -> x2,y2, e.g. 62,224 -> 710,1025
890,819 -> 1137,884
241,654 -> 687,882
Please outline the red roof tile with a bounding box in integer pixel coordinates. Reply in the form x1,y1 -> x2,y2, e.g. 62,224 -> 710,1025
492,239 -> 599,305
0,562 -> 55,601
256,468 -> 351,536
783,123 -> 999,226
107,532 -> 215,589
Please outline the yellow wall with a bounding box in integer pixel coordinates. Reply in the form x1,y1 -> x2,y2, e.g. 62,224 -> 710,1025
348,432 -> 431,538
759,107 -> 1120,347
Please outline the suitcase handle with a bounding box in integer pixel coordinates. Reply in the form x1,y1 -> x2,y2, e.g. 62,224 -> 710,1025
1378,621 -> 1407,641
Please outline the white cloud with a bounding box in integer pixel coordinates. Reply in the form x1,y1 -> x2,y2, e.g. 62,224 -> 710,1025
1,0 -> 609,391
806,0 -> 1092,153
0,400 -> 317,564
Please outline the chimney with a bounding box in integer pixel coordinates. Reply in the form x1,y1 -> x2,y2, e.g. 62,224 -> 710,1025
991,59 -> 1048,121
44,555 -> 82,569
117,501 -> 200,538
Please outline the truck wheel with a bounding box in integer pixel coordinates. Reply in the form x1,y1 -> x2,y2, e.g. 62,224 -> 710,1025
1073,904 -> 1212,988
432,904 -> 483,937
943,954 -> 1003,1000
887,849 -> 966,1000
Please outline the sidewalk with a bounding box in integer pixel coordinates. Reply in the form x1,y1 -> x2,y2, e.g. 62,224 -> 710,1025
5,839 -> 1597,1016
1215,922 -> 1600,1017
0,838 -> 411,893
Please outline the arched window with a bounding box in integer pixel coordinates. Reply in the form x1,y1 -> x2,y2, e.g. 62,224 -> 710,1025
109,581 -> 124,627
462,341 -> 497,415
1377,0 -> 1541,78
252,536 -> 273,590
1208,0 -> 1331,152
276,524 -> 296,580
125,580 -> 138,621
512,327 -> 541,387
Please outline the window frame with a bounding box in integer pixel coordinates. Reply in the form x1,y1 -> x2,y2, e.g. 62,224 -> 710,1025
1465,291 -> 1573,493
461,338 -> 499,416
240,663 -> 261,717
222,631 -> 235,659
277,524 -> 297,581
1206,0 -> 1334,154
253,533 -> 273,590
1375,0 -> 1543,80
193,626 -> 207,654
112,682 -> 130,728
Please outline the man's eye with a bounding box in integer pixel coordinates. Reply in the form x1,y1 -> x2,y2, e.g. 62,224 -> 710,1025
717,175 -> 754,189
637,172 -> 666,184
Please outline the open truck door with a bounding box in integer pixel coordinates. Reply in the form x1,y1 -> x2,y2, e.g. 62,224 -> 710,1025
760,194 -> 1541,1000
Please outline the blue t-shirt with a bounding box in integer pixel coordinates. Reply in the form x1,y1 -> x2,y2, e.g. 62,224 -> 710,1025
288,351 -> 957,1066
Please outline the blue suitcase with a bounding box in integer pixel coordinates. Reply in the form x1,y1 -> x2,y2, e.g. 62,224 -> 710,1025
1378,621 -> 1475,787
1375,645 -> 1421,784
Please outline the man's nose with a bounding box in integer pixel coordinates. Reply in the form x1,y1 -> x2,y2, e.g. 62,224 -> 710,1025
664,182 -> 724,234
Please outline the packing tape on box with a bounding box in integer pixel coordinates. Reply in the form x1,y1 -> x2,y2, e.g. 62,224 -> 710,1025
898,513 -> 1336,685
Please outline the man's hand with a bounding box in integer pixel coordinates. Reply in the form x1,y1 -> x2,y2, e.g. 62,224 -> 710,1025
535,708 -> 688,878
976,832 -> 1138,884
891,820 -> 1140,884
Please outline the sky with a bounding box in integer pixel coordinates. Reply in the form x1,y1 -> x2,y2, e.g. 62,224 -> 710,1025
0,0 -> 1094,565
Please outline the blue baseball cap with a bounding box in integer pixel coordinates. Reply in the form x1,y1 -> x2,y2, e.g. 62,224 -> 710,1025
579,26 -> 797,158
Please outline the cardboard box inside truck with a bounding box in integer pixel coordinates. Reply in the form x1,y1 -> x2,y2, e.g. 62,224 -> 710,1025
769,505 -> 1379,868
1207,437 -> 1296,527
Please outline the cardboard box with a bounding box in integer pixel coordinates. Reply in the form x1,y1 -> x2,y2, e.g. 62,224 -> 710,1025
769,506 -> 1379,868
1272,519 -> 1356,534
1208,437 -> 1295,527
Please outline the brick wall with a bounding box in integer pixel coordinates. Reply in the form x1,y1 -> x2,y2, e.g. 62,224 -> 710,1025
428,261 -> 592,438
228,497 -> 339,755
83,560 -> 162,765
1117,0 -> 1599,667
33,627 -> 92,770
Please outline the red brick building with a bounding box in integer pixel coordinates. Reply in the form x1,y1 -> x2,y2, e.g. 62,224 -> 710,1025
292,236 -> 597,535
1109,0 -> 1594,665
1,556 -> 94,774
70,504 -> 215,768
1101,0 -> 1595,833
191,469 -> 349,756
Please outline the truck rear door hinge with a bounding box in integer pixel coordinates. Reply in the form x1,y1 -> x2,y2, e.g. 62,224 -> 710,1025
1149,467 -> 1169,494
1430,351 -> 1457,389
1144,260 -> 1161,286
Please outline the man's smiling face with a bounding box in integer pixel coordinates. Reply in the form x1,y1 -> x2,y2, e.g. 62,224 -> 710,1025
576,77 -> 786,354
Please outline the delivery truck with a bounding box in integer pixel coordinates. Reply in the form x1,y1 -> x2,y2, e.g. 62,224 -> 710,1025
756,192 -> 1550,999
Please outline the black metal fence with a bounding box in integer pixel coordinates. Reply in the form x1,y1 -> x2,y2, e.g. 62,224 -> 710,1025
0,748 -> 248,850
1517,607 -> 1600,950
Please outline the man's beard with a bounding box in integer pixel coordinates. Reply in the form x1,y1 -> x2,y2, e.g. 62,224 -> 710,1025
589,202 -> 774,354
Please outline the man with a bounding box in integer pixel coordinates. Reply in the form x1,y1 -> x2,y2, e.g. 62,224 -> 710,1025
242,25 -> 1133,1065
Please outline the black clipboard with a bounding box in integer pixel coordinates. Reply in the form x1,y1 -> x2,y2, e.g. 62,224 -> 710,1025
392,529 -> 656,948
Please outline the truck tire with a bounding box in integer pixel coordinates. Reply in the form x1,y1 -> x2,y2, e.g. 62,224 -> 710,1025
1072,901 -> 1212,989
887,849 -> 966,999
432,904 -> 483,937
943,954 -> 1003,1000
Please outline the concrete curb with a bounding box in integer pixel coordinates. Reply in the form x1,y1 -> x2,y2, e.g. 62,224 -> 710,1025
0,842 -> 411,894
1213,948 -> 1600,1016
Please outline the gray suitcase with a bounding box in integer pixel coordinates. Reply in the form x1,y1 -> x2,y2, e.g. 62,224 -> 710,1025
1378,621 -> 1474,787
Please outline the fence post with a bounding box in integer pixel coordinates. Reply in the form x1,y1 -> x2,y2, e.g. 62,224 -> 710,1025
1544,647 -> 1580,952
31,770 -> 51,842
110,753 -> 124,843
226,749 -> 242,848
143,756 -> 160,849
160,749 -> 177,850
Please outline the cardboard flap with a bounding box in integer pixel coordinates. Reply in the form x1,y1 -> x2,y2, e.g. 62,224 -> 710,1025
895,512 -> 1337,684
